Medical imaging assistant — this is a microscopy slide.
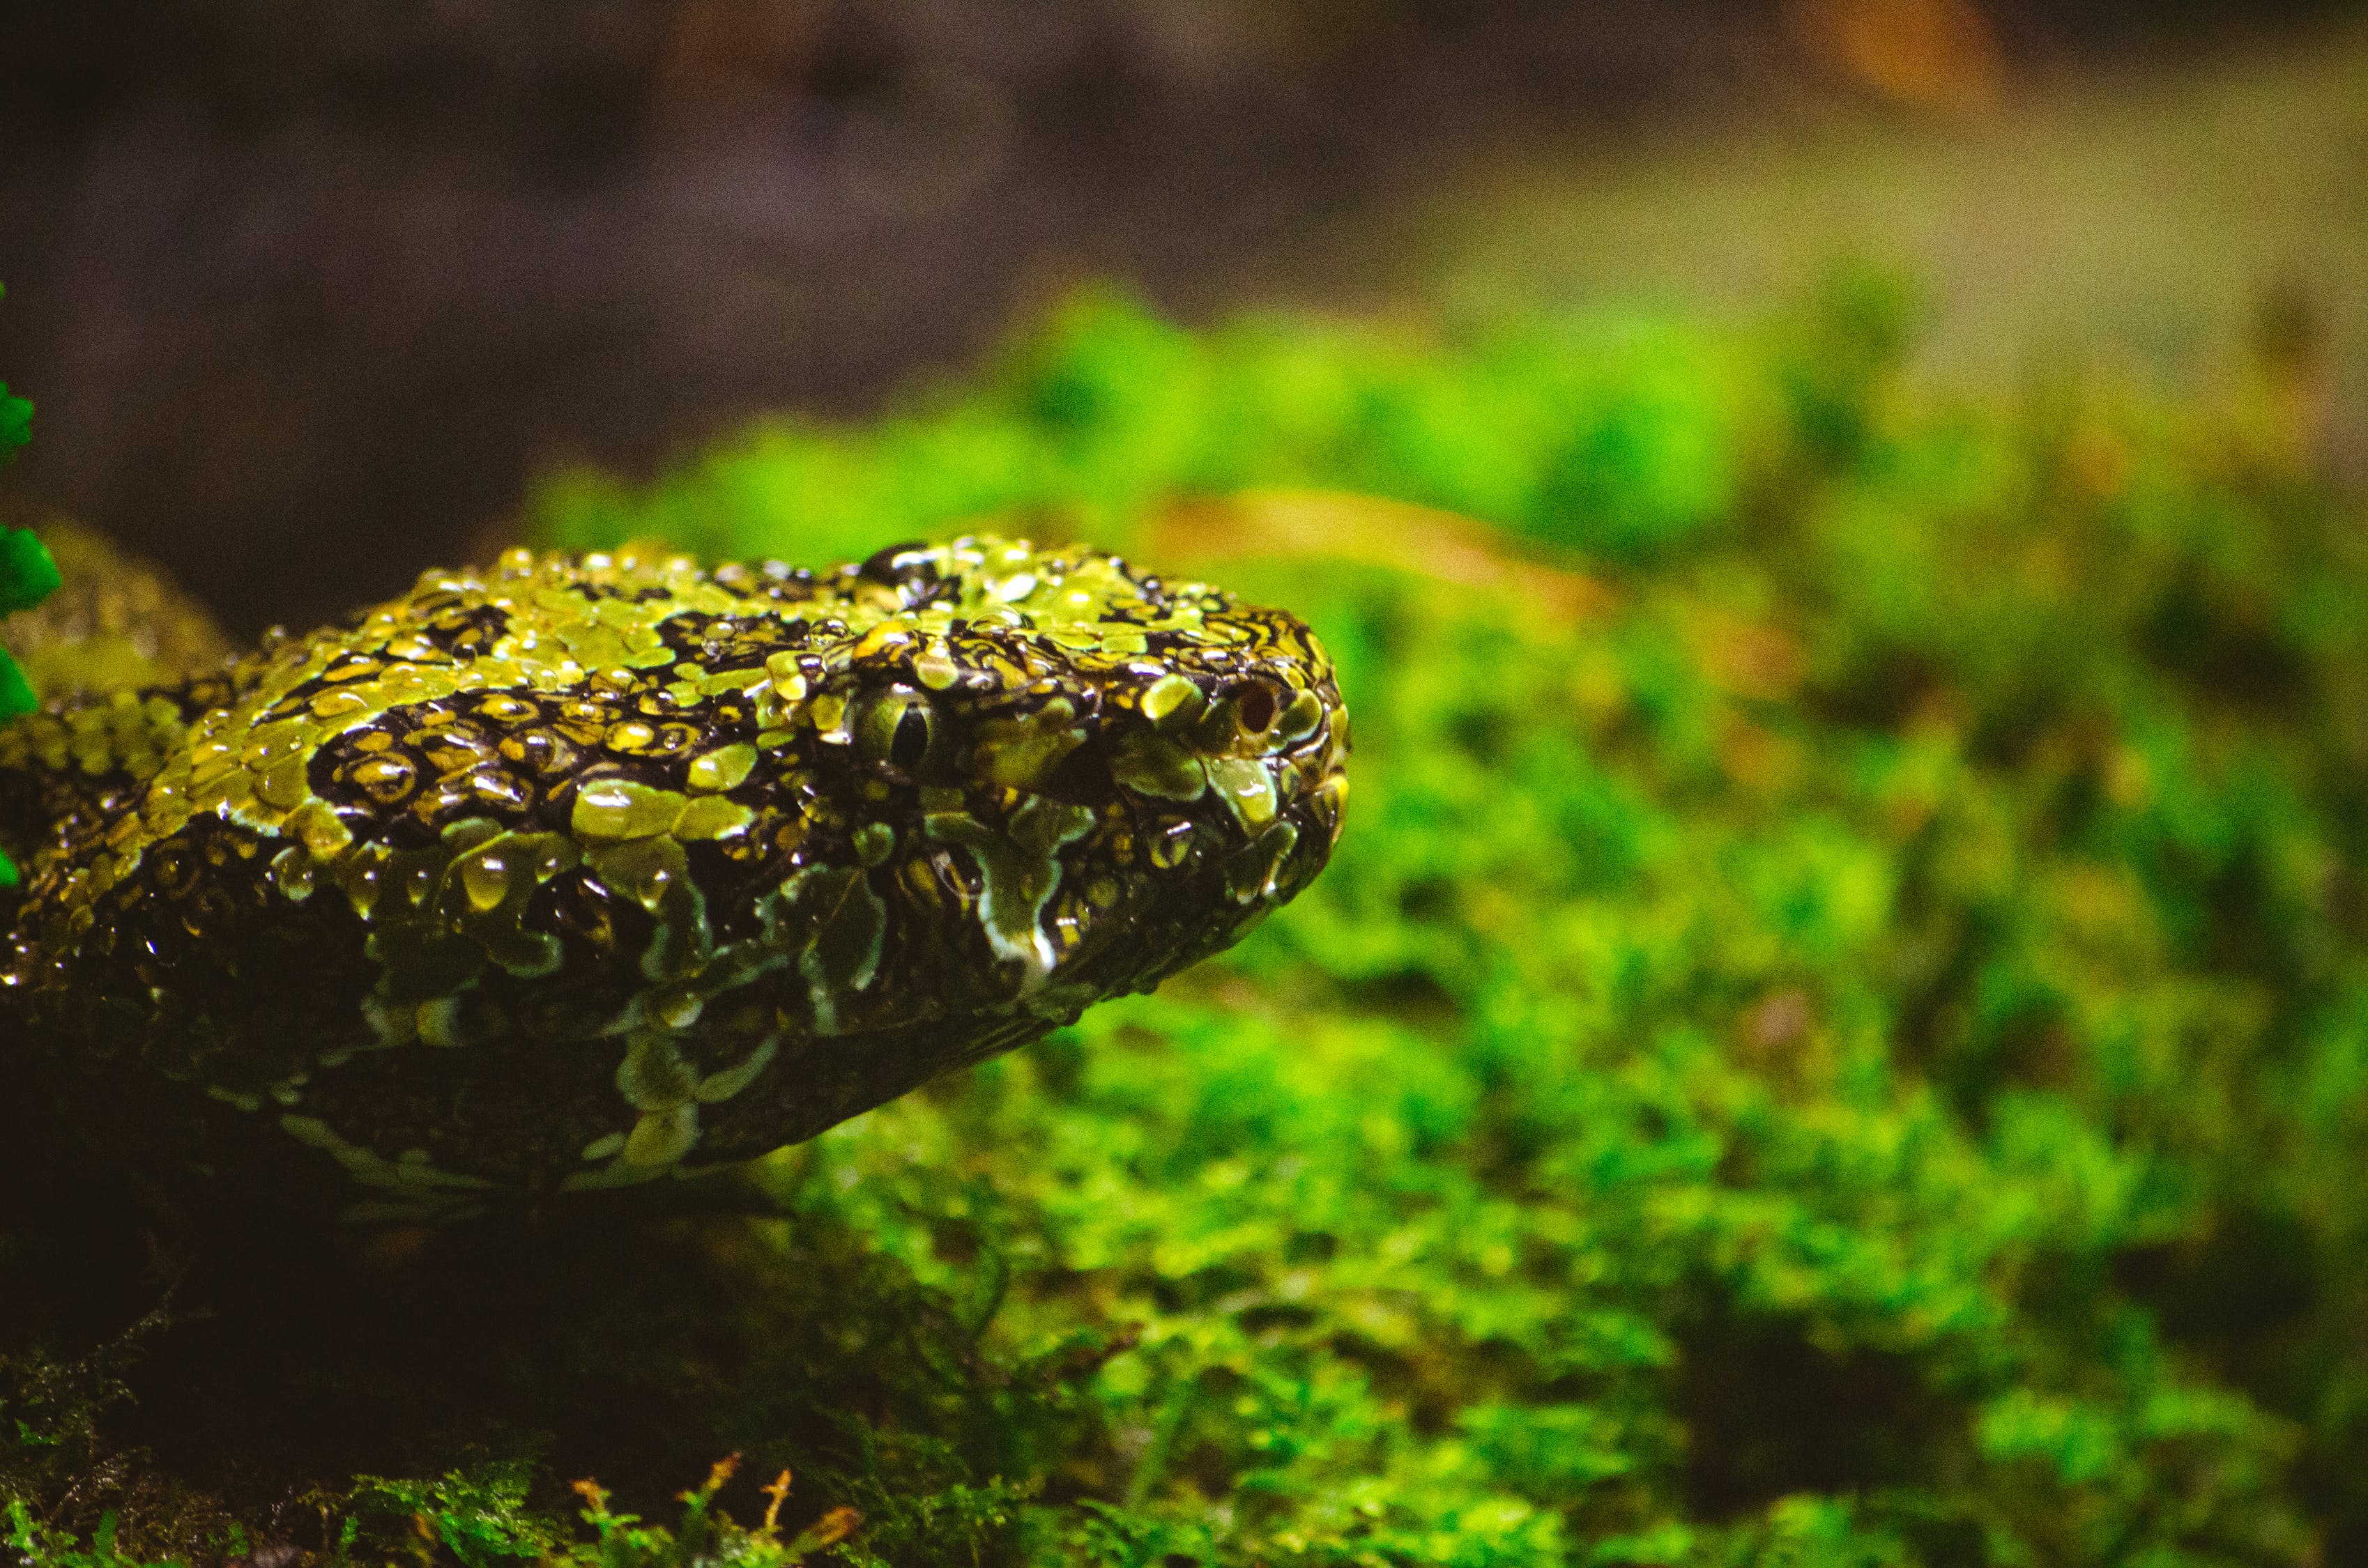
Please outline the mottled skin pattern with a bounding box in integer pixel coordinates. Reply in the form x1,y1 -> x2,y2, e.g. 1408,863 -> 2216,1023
0,537 -> 1347,1219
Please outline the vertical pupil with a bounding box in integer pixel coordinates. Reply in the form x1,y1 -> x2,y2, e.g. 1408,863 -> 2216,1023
890,704 -> 932,769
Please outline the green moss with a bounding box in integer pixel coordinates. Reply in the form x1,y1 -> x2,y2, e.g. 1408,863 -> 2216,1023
10,278 -> 2368,1563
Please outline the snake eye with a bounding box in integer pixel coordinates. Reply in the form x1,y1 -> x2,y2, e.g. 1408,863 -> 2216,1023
1236,682 -> 1278,735
853,686 -> 943,777
891,703 -> 932,769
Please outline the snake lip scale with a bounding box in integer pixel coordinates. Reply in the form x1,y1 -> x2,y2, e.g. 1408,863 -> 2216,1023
0,535 -> 1349,1220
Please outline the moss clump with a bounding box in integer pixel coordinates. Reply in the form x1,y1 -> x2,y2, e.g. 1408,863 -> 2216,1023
10,278 -> 2368,1563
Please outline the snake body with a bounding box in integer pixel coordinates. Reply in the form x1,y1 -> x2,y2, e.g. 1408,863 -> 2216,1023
0,535 -> 1347,1217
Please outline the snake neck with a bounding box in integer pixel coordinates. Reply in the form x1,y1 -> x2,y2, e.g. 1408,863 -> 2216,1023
0,756 -> 45,885
0,686 -> 209,898
0,519 -> 242,898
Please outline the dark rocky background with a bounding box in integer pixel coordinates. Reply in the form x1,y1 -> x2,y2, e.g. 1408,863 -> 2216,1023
0,0 -> 2354,636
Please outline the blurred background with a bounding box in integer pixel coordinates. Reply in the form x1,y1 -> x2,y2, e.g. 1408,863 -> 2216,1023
15,8 -> 2368,1560
0,0 -> 2360,633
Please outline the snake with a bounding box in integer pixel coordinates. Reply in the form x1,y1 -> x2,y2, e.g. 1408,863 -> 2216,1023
0,531 -> 1348,1220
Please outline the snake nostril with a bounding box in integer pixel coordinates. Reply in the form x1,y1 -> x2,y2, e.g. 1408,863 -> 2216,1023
1237,682 -> 1278,735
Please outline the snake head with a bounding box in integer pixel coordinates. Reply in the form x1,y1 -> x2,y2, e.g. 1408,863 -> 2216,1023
3,532 -> 1348,1210
804,537 -> 1350,1004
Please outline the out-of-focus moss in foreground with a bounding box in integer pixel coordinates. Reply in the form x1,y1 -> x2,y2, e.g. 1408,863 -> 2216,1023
0,281 -> 61,888
12,275 -> 2368,1565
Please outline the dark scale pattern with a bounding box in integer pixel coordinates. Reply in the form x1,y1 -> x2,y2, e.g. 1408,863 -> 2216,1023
0,536 -> 1348,1218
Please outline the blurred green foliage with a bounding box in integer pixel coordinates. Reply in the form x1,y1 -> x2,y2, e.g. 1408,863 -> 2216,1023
0,280 -> 60,886
13,277 -> 2368,1565
533,285 -> 1749,571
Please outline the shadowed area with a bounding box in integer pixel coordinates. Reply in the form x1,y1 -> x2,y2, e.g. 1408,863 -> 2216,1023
0,1125 -> 1092,1562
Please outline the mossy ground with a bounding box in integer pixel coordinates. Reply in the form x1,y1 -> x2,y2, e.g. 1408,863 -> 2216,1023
8,279 -> 2368,1565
